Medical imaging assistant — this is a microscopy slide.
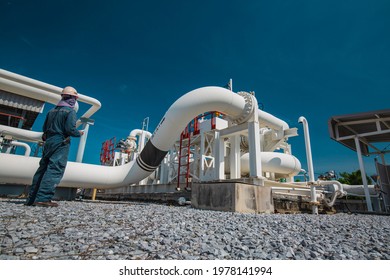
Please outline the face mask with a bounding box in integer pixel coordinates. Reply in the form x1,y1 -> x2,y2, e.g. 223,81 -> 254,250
74,101 -> 79,112
66,97 -> 77,107
57,95 -> 78,109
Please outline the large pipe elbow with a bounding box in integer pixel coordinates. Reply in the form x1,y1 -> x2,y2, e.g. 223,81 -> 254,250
0,86 -> 256,189
136,86 -> 254,175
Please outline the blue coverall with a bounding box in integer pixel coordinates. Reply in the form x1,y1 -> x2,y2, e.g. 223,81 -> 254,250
26,106 -> 81,204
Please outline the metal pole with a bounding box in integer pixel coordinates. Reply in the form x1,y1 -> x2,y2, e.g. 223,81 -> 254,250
248,120 -> 262,178
298,116 -> 318,214
76,123 -> 90,163
91,188 -> 97,201
230,135 -> 240,179
76,117 -> 94,163
214,131 -> 225,180
380,153 -> 386,165
354,136 -> 373,212
247,103 -> 262,180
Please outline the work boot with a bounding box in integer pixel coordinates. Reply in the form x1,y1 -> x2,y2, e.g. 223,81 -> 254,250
33,201 -> 59,207
25,198 -> 35,206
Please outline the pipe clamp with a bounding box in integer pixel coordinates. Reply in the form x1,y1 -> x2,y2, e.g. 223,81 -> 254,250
231,91 -> 255,124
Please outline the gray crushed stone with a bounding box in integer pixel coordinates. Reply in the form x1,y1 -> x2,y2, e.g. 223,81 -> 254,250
0,198 -> 389,260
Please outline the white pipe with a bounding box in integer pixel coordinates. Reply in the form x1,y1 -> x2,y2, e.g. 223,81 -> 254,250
258,110 -> 289,131
273,192 -> 311,199
0,125 -> 43,142
298,116 -> 317,214
354,136 -> 373,212
263,179 -> 311,189
298,116 -> 315,181
129,129 -> 152,139
0,69 -> 102,125
294,180 -> 346,207
0,76 -> 60,104
76,123 -> 89,163
294,180 -> 346,196
341,184 -> 376,196
10,141 -> 31,156
225,152 -> 302,176
151,87 -> 250,151
0,69 -> 69,94
0,86 -> 252,188
129,129 -> 152,153
272,187 -> 312,192
0,153 -> 127,188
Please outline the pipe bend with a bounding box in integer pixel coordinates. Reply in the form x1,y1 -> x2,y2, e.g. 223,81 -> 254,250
149,86 -> 250,151
298,116 -> 307,124
10,140 -> 31,156
129,129 -> 152,139
136,86 -> 253,175
0,86 -> 256,189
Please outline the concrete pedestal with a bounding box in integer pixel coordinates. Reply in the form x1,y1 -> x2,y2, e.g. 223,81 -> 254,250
191,182 -> 274,214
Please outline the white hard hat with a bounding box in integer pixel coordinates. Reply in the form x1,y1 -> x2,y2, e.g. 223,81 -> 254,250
62,86 -> 78,97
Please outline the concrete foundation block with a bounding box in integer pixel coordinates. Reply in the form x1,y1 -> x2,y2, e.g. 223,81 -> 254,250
191,182 -> 274,214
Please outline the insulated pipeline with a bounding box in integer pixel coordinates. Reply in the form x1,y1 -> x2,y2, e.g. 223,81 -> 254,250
0,86 -> 254,188
136,141 -> 168,172
134,86 -> 253,174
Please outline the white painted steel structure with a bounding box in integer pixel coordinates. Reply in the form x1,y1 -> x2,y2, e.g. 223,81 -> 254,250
0,70 -> 346,209
0,86 -> 255,188
329,109 -> 390,212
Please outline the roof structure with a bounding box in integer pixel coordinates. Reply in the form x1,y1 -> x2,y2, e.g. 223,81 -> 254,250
0,90 -> 44,130
328,109 -> 390,156
329,108 -> 390,212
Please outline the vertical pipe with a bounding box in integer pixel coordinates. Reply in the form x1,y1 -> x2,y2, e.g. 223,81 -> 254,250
298,116 -> 318,214
298,117 -> 315,181
354,136 -> 373,212
139,132 -> 146,153
91,188 -> 97,201
76,123 -> 89,163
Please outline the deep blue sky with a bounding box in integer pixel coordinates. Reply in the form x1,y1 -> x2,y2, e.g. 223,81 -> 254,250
1,0 -> 389,177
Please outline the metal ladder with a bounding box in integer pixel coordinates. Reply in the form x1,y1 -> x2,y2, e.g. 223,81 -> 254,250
177,128 -> 191,191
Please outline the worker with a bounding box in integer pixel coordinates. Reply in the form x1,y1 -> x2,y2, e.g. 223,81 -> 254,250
26,86 -> 84,207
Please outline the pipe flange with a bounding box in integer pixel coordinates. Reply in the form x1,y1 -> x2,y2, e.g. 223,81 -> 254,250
231,91 -> 255,124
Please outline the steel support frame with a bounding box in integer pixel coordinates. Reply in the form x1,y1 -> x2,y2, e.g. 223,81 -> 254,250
247,106 -> 263,180
354,136 -> 374,212
229,135 -> 241,179
200,131 -> 216,181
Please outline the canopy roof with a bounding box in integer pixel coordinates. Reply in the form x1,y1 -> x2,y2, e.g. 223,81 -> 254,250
328,109 -> 390,156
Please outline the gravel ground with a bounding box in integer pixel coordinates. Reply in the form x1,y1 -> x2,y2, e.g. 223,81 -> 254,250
1,198 -> 389,260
